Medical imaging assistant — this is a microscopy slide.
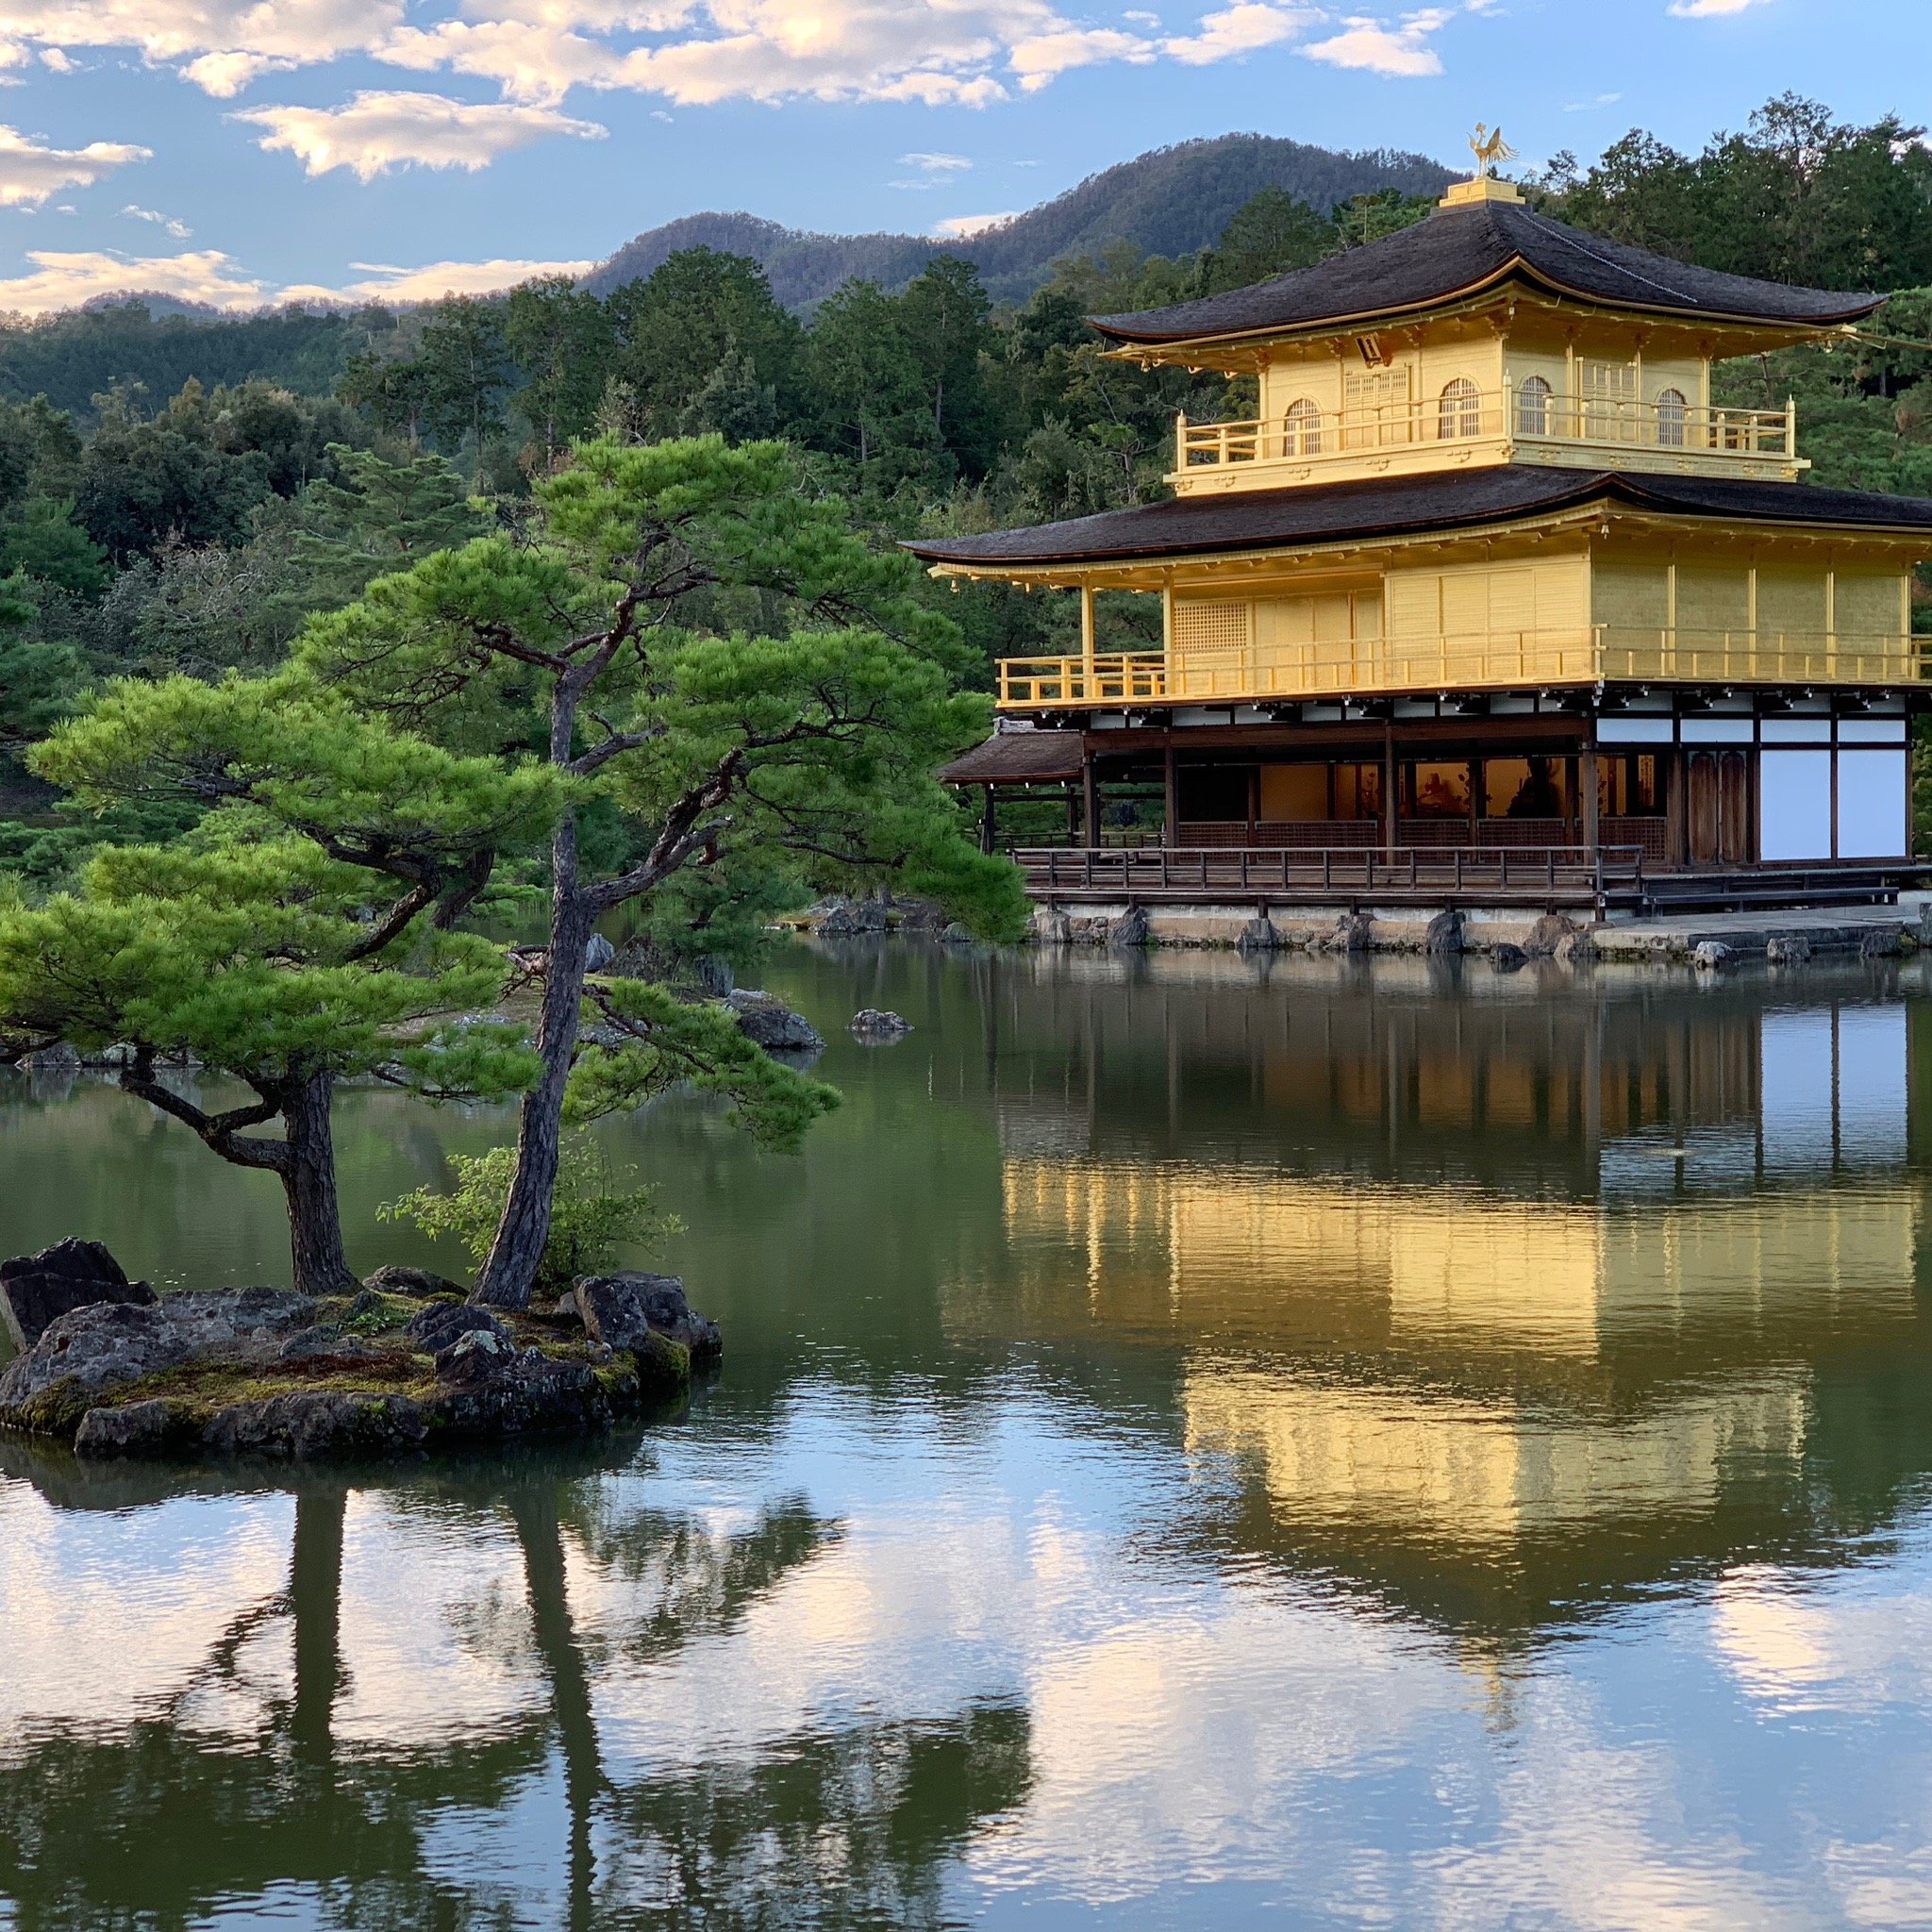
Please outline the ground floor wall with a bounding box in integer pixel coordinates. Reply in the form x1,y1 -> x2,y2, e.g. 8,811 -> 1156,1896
1048,688 -> 1915,869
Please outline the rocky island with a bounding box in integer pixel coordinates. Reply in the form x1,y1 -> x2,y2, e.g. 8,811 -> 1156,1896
0,1239 -> 721,1461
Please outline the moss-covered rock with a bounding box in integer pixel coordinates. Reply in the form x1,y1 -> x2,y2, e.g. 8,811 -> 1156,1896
3,1260 -> 717,1463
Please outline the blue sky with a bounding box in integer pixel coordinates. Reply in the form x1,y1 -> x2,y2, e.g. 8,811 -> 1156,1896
0,0 -> 1922,312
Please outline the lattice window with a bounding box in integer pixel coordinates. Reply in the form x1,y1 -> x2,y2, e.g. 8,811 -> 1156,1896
1342,368 -> 1411,447
1438,377 -> 1481,441
1581,359 -> 1637,440
1174,602 -> 1251,658
1516,375 -> 1552,436
1283,395 -> 1323,457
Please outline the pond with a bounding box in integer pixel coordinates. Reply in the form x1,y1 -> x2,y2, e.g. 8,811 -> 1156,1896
3,941 -> 1932,1927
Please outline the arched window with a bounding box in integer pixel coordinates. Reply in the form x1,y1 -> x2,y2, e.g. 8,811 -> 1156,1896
1656,388 -> 1688,448
1439,376 -> 1481,441
1515,375 -> 1552,437
1283,395 -> 1323,457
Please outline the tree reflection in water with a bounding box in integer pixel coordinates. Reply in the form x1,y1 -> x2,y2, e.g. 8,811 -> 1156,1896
0,1450 -> 1030,1930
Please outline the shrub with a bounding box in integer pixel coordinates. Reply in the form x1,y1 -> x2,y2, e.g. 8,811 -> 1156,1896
381,1130 -> 682,1297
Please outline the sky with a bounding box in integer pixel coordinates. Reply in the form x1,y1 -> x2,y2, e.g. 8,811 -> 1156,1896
0,0 -> 1922,314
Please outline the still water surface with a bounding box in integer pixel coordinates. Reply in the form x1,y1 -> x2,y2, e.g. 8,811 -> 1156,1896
3,942 -> 1932,1927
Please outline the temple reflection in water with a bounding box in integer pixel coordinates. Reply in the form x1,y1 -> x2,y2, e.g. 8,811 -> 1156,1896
960,956 -> 1932,1632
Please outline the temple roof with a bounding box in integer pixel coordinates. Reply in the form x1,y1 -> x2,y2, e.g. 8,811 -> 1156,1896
938,727 -> 1085,784
1090,199 -> 1884,347
907,467 -> 1932,569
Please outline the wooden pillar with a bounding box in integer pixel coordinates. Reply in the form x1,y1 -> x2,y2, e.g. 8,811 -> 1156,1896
1066,782 -> 1079,843
1666,746 -> 1688,868
1581,745 -> 1600,857
1910,717 -> 1920,858
981,783 -> 997,856
1382,720 -> 1398,858
1079,583 -> 1096,695
1082,747 -> 1100,851
1163,739 -> 1178,847
1246,765 -> 1260,846
1830,736 -> 1840,860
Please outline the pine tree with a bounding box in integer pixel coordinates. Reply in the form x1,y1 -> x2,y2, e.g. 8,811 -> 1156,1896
294,434 -> 1027,1308
8,675 -> 566,1290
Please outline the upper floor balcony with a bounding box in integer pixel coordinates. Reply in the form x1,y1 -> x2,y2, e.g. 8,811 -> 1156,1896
996,625 -> 1926,709
1172,386 -> 1801,495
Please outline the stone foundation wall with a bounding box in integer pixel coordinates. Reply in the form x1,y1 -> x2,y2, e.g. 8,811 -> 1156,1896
1029,903 -> 1595,959
1028,899 -> 1932,963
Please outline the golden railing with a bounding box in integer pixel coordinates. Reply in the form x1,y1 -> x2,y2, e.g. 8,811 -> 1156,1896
1597,628 -> 1920,685
995,628 -> 1927,707
1175,391 -> 1796,474
998,652 -> 1171,705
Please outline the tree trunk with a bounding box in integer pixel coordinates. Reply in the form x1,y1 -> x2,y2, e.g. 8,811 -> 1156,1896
291,1486 -> 347,1774
281,1071 -> 357,1296
510,1485 -> 603,1930
473,812 -> 589,1310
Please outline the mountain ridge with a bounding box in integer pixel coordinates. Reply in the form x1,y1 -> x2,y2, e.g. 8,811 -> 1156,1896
584,133 -> 1455,308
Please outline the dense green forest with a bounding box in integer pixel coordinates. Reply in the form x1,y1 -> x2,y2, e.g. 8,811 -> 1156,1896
1,93 -> 1930,891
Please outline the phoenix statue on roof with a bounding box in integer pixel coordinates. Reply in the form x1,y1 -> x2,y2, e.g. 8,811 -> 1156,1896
1469,124 -> 1517,178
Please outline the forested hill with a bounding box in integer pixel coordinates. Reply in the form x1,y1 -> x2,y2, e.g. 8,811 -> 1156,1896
583,135 -> 1454,307
0,305 -> 383,423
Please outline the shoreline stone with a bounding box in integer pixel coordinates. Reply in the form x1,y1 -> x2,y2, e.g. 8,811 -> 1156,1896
725,990 -> 824,1053
0,1238 -> 155,1351
574,1272 -> 722,1367
362,1264 -> 465,1300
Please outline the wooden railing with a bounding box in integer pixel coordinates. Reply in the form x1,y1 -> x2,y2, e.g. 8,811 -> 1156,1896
1018,842 -> 1649,906
996,628 -> 1928,708
1174,391 -> 1795,475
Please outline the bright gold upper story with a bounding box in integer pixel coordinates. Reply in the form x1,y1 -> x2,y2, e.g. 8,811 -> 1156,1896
994,513 -> 1927,707
909,167 -> 1931,709
1152,184 -> 1810,495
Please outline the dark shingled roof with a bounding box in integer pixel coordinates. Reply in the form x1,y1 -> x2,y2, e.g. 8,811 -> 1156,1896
906,467 -> 1932,568
1090,199 -> 1884,345
939,728 -> 1085,785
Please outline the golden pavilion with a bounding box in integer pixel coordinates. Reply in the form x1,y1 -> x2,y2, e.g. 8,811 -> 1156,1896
915,148 -> 1932,917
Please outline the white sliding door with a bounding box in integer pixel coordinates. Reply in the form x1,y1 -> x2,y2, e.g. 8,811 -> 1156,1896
1837,750 -> 1907,858
1759,750 -> 1831,861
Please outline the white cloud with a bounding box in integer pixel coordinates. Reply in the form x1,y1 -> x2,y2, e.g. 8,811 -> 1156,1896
0,0 -> 1484,116
383,0 -> 1169,108
932,209 -> 1019,237
36,42 -> 69,67
180,49 -> 295,95
1669,0 -> 1771,13
901,149 -> 972,171
279,254 -> 596,303
120,199 -> 189,236
0,245 -> 266,312
0,0 -> 409,92
1563,90 -> 1622,110
1163,2 -> 1313,63
375,16 -> 625,105
1008,23 -> 1154,90
0,123 -> 147,206
0,240 -> 598,314
1299,8 -> 1450,74
233,89 -> 607,180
